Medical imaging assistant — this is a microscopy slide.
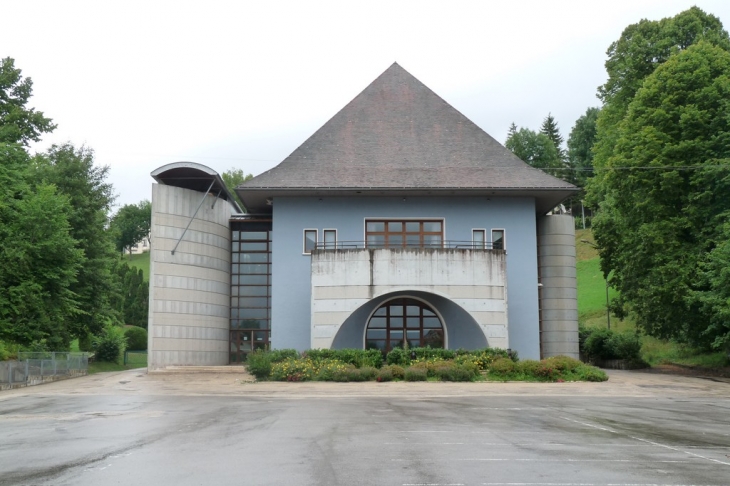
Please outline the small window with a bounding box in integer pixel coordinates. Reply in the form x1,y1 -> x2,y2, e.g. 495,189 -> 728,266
491,229 -> 505,250
472,229 -> 486,249
323,229 -> 337,249
303,229 -> 317,254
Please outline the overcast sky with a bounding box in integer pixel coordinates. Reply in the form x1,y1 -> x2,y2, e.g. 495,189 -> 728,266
3,0 -> 730,209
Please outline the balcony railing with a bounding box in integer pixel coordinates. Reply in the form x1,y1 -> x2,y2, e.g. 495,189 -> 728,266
314,241 -> 503,250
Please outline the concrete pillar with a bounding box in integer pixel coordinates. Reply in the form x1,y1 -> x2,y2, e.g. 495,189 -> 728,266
537,214 -> 578,359
148,184 -> 232,369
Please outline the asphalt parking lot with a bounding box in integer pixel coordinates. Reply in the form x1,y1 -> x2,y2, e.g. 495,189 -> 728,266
1,369 -> 729,486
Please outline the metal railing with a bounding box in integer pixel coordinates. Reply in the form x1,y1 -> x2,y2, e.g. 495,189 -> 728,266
314,240 -> 503,250
1,352 -> 89,385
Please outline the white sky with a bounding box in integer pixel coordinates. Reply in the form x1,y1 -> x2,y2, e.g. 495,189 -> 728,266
3,0 -> 730,210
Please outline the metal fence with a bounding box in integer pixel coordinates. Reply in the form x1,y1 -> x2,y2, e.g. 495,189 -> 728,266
1,352 -> 89,385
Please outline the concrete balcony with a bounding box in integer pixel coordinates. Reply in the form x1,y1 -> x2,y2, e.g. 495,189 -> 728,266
310,247 -> 509,350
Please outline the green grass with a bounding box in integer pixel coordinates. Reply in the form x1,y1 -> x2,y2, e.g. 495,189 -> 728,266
124,251 -> 150,281
88,361 -> 146,374
576,229 -> 728,370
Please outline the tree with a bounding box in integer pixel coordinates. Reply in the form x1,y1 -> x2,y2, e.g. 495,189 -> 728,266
591,7 -> 730,199
110,200 -> 151,255
0,57 -> 56,146
567,107 -> 600,187
540,113 -> 565,159
222,167 -> 252,210
588,42 -> 730,348
505,127 -> 564,177
34,143 -> 120,339
0,144 -> 83,348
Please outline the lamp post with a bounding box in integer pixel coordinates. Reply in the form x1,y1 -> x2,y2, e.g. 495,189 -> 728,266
580,239 -> 610,330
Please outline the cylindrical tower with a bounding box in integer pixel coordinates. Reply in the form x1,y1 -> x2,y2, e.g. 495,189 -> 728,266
537,214 -> 578,359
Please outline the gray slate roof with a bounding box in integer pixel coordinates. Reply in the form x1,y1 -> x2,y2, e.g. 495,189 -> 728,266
238,63 -> 577,213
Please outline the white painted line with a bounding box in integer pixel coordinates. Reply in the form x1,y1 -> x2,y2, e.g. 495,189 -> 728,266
482,483 -> 724,486
560,417 -> 618,433
457,458 -> 689,463
630,436 -> 730,467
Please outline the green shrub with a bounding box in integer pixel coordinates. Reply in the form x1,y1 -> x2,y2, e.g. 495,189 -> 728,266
583,328 -> 642,361
410,347 -> 456,361
376,367 -> 393,382
315,359 -> 349,381
306,348 -> 382,368
404,366 -> 428,381
0,341 -> 8,361
583,328 -> 614,360
380,364 -> 405,380
608,332 -> 642,361
357,366 -> 378,381
93,325 -> 127,363
124,326 -> 148,351
270,357 -> 316,381
534,362 -> 559,381
434,362 -> 477,382
517,359 -> 541,376
543,355 -> 582,372
78,333 -> 94,352
574,365 -> 609,382
386,347 -> 409,366
488,357 -> 516,376
246,350 -> 273,380
267,349 -> 300,363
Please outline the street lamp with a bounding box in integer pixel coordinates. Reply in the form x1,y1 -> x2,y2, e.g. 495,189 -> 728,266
580,239 -> 610,330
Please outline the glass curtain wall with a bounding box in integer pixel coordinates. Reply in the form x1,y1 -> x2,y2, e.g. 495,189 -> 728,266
229,220 -> 272,363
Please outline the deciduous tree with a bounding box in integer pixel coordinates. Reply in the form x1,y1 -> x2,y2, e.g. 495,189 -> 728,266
0,57 -> 56,146
505,127 -> 564,177
567,107 -> 600,187
589,42 -> 730,347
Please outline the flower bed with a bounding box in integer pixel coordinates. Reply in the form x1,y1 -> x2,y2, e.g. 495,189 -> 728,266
244,348 -> 608,383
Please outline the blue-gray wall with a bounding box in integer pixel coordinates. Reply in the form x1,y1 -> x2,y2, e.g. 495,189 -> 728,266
271,196 -> 540,359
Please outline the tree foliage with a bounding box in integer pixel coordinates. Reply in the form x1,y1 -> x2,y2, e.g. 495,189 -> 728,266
0,144 -> 83,348
114,262 -> 148,328
505,126 -> 564,177
0,57 -> 56,146
588,42 -> 730,347
567,107 -> 600,187
34,143 -> 120,339
221,167 -> 252,210
540,113 -> 565,158
110,200 -> 151,255
592,7 -> 730,197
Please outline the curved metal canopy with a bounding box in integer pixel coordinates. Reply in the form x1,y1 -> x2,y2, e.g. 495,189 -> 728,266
151,161 -> 242,213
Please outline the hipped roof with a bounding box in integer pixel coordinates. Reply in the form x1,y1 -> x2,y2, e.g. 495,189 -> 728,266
237,62 -> 577,213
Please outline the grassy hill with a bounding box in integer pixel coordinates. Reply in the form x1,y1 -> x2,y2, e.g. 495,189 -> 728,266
124,252 -> 150,281
574,228 -> 728,369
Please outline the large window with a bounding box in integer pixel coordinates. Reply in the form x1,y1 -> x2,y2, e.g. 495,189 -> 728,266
365,298 -> 444,353
365,220 -> 443,248
230,222 -> 272,363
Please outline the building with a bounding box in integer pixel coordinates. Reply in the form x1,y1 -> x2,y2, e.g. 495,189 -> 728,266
147,63 -> 579,369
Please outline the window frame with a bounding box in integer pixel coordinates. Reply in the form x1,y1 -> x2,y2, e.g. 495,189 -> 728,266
323,229 -> 337,250
364,218 -> 445,249
491,228 -> 506,250
303,229 -> 318,255
472,228 -> 486,249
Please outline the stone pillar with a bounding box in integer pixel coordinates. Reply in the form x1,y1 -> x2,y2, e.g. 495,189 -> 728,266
537,215 -> 578,359
147,184 -> 232,369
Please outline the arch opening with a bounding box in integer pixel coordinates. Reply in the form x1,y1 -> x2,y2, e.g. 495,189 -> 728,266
365,298 -> 444,353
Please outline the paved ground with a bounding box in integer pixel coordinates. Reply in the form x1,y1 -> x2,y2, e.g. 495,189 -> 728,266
1,369 -> 729,486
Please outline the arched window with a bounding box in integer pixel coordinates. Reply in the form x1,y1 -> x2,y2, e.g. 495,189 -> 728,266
365,298 -> 444,352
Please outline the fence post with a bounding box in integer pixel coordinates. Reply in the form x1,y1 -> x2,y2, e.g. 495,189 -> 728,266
40,360 -> 44,377
9,362 -> 13,385
25,360 -> 29,383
